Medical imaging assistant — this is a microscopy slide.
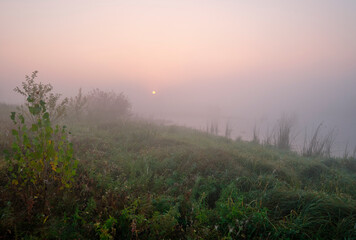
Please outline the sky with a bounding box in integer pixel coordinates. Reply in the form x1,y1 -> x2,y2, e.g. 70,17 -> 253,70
1,0 -> 356,153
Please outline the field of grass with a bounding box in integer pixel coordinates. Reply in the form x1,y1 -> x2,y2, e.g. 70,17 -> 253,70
1,104 -> 356,239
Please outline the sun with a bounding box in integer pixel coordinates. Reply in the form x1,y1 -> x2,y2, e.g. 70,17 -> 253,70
152,90 -> 156,95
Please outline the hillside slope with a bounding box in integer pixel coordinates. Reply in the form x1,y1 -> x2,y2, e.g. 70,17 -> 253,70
1,120 -> 356,239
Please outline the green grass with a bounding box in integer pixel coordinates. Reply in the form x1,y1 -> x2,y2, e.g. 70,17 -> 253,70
1,117 -> 356,239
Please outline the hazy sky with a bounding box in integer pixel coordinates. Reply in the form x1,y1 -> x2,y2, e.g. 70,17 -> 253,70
1,0 -> 356,149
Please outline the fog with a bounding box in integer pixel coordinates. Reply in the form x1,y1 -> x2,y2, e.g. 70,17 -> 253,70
1,0 -> 356,156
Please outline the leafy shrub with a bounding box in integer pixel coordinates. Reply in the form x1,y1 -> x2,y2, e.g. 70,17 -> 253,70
5,75 -> 77,217
14,71 -> 68,123
149,206 -> 180,239
85,88 -> 131,122
216,183 -> 272,239
67,88 -> 88,121
94,216 -> 117,240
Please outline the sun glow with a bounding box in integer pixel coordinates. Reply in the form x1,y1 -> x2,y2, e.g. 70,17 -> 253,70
152,90 -> 156,95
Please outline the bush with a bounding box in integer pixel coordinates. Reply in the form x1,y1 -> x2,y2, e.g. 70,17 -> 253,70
5,74 -> 77,217
216,184 -> 272,239
85,88 -> 131,122
14,71 -> 68,123
67,88 -> 88,121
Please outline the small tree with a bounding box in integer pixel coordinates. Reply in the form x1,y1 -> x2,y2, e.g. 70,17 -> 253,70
14,71 -> 68,123
6,72 -> 77,215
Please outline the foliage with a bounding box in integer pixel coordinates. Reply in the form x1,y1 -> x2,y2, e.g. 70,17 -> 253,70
94,216 -> 117,240
6,102 -> 77,208
3,76 -> 77,226
85,88 -> 131,122
215,183 -> 273,239
14,71 -> 68,123
1,105 -> 356,239
67,88 -> 88,120
0,103 -> 15,152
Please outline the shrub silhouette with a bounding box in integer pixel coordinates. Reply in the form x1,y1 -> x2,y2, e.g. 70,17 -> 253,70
85,88 -> 131,122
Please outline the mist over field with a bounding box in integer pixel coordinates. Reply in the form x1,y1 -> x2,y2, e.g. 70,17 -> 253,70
2,1 -> 356,239
1,1 -> 356,156
2,64 -> 356,156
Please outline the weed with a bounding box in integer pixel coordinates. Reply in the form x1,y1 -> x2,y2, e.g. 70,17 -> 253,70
302,123 -> 336,157
275,114 -> 296,150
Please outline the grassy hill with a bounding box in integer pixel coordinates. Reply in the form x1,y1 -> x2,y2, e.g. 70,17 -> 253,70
1,115 -> 356,239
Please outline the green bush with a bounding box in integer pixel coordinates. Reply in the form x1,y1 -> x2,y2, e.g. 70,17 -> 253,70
14,71 -> 68,123
216,183 -> 272,239
5,74 -> 77,217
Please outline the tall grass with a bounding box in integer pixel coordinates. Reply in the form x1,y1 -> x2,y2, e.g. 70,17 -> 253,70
1,112 -> 356,239
224,121 -> 232,138
206,120 -> 219,135
252,124 -> 260,144
302,123 -> 336,158
275,114 -> 296,150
